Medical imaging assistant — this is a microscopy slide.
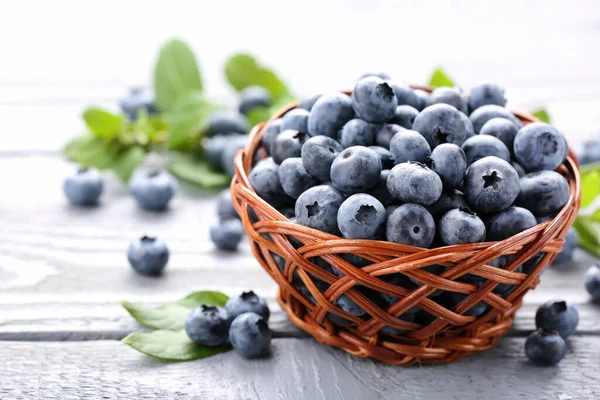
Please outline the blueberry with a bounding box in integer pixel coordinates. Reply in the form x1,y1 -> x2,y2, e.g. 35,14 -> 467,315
462,135 -> 511,166
226,291 -> 270,322
489,256 -> 522,295
308,92 -> 354,138
238,86 -> 272,115
469,105 -> 523,134
516,171 -> 570,217
412,104 -> 469,148
185,305 -> 230,346
577,135 -> 600,165
427,189 -> 468,219
352,77 -> 397,123
281,109 -> 310,133
584,264 -> 600,302
210,219 -> 244,251
480,117 -> 519,154
261,118 -> 283,155
428,87 -> 468,114
335,294 -> 366,317
216,189 -> 240,221
271,129 -> 310,165
375,124 -> 404,148
206,110 -> 250,137
220,134 -> 247,176
229,312 -> 271,358
127,236 -> 169,275
295,185 -> 345,235
249,158 -> 287,207
278,207 -> 296,219
387,162 -> 442,206
386,81 -> 421,109
439,207 -> 486,245
525,329 -> 566,366
64,167 -> 103,206
522,252 -> 545,275
120,88 -> 157,120
390,130 -> 431,164
512,161 -> 526,178
129,170 -> 177,211
386,204 -> 436,247
297,94 -> 322,111
464,156 -> 520,214
485,206 -> 537,241
277,157 -> 319,198
339,118 -> 379,148
414,89 -> 430,111
514,122 -> 567,172
553,228 -> 578,265
331,146 -> 382,194
337,194 -> 386,239
301,135 -> 343,181
468,83 -> 507,112
370,170 -> 395,207
359,72 -> 391,80
448,290 -> 489,317
204,135 -> 230,168
535,300 -> 579,339
407,264 -> 446,295
390,105 -> 419,129
369,146 -> 395,169
460,111 -> 476,140
427,143 -> 467,188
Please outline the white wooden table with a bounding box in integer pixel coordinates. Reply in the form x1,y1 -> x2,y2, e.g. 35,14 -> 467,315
2,1 -> 600,399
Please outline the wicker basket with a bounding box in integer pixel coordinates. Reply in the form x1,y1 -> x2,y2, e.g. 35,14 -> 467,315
230,86 -> 581,365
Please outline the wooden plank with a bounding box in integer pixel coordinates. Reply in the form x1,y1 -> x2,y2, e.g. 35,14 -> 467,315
1,337 -> 599,400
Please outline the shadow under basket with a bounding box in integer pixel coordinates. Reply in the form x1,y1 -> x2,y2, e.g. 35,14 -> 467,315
230,86 -> 582,365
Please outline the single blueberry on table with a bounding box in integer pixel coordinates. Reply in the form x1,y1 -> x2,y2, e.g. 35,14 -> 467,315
386,81 -> 421,110
387,162 -> 442,206
271,129 -> 310,165
352,76 -> 397,123
206,110 -> 250,137
226,291 -> 270,322
281,109 -> 310,133
469,104 -> 523,134
577,134 -> 600,165
386,203 -> 436,247
369,146 -> 395,169
516,171 -> 570,217
439,207 -> 486,245
468,83 -> 507,112
277,157 -> 319,199
185,305 -> 230,346
584,264 -> 600,302
220,134 -> 248,176
339,118 -> 379,148
330,146 -> 382,194
216,189 -> 240,221
390,105 -> 419,129
389,130 -> 432,164
370,170 -> 395,207
337,193 -> 386,239
229,312 -> 272,358
210,219 -> 244,251
427,143 -> 467,188
513,122 -> 568,172
427,189 -> 468,219
238,86 -> 272,115
261,118 -> 283,155
463,156 -> 520,214
248,158 -> 288,208
480,117 -> 519,154
359,71 -> 391,80
414,89 -> 430,111
461,134 -> 511,165
535,300 -> 579,339
412,103 -> 469,148
63,167 -> 104,206
301,135 -> 343,181
120,88 -> 157,120
485,206 -> 537,241
553,228 -> 578,265
308,92 -> 355,138
297,94 -> 322,111
129,170 -> 177,211
295,184 -> 345,235
428,87 -> 468,114
375,123 -> 404,148
127,236 -> 169,276
525,329 -> 566,366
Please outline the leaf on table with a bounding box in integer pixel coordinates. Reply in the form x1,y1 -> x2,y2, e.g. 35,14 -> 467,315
168,92 -> 220,150
110,146 -> 146,181
581,170 -> 600,208
429,67 -> 455,88
62,134 -> 116,169
224,53 -> 291,100
531,108 -> 551,123
154,38 -> 203,112
82,108 -> 125,139
121,290 -> 229,331
169,152 -> 230,189
122,330 -> 231,362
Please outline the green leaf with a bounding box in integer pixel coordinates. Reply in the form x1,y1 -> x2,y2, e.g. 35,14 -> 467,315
82,108 -> 124,139
154,38 -> 203,111
581,171 -> 600,208
62,134 -> 116,169
429,67 -> 455,88
110,146 -> 146,181
168,92 -> 220,150
122,330 -> 230,362
573,217 -> 600,257
169,153 -> 230,189
531,108 -> 551,123
224,53 -> 290,99
245,107 -> 273,126
121,290 -> 228,331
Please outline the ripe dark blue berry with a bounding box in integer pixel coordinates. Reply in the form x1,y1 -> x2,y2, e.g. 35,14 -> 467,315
120,88 -> 157,120
281,109 -> 310,133
390,105 -> 419,129
461,134 -> 511,165
516,171 -> 570,217
427,143 -> 467,188
386,81 -> 421,109
352,77 -> 397,123
249,158 -> 286,207
185,305 -> 230,346
271,130 -> 310,165
220,134 -> 247,176
216,189 -> 240,221
64,167 -> 103,206
525,329 -> 566,366
369,170 -> 395,207
514,122 -> 568,172
297,94 -> 322,111
412,103 -> 469,148
414,89 -> 430,111
375,124 -> 404,148
339,118 -> 379,148
387,162 -> 442,206
535,300 -> 579,339
229,312 -> 272,358
427,189 -> 468,219
386,204 -> 436,247
337,194 -> 386,239
206,110 -> 250,137
261,119 -> 283,155
238,86 -> 272,115
485,206 -> 537,241
553,228 -> 578,265
480,117 -> 519,154
204,135 -> 230,168
464,156 -> 519,214
295,185 -> 345,235
369,146 -> 395,169
469,105 -> 523,134
278,157 -> 319,199
127,236 -> 169,276
428,87 -> 468,114
331,146 -> 382,194
389,130 -> 431,164
468,83 -> 507,111
308,92 -> 354,138
210,219 -> 244,251
584,264 -> 600,302
301,135 -> 343,181
226,291 -> 270,322
129,170 -> 177,211
439,207 -> 486,245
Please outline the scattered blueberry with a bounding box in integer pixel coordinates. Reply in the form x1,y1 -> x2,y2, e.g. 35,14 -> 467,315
238,86 -> 272,115
485,206 -> 537,241
427,143 -> 467,188
301,135 -> 343,181
386,81 -> 421,109
64,167 -> 104,206
308,92 -> 355,138
390,130 -> 432,164
120,88 -> 157,120
352,77 -> 397,123
281,109 -> 310,133
461,134 -> 511,165
129,170 -> 177,211
210,219 -> 244,251
271,130 -> 310,165
216,189 -> 240,221
463,156 -> 519,214
229,312 -> 272,358
387,162 -> 442,206
226,291 -> 270,322
390,105 -> 419,129
553,228 -> 578,265
427,189 -> 468,219
514,122 -> 568,172
295,184 -> 345,235
220,134 -> 247,176
337,193 -> 386,239
185,305 -> 230,346
206,110 -> 250,137
525,329 -> 566,366
331,146 -> 382,194
204,135 -> 230,168
535,300 -> 579,339
577,134 -> 600,165
127,236 -> 169,276
469,104 -> 523,134
584,264 -> 600,302
261,119 -> 283,155
480,117 -> 519,154
428,87 -> 468,114
439,207 -> 486,245
278,157 -> 319,199
412,103 -> 468,148
516,171 -> 570,217
375,123 -> 404,148
339,118 -> 379,148
386,203 -> 436,247
468,83 -> 507,112
369,146 -> 395,169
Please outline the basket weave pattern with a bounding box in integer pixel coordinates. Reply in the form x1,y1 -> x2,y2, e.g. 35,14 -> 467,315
230,91 -> 581,365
